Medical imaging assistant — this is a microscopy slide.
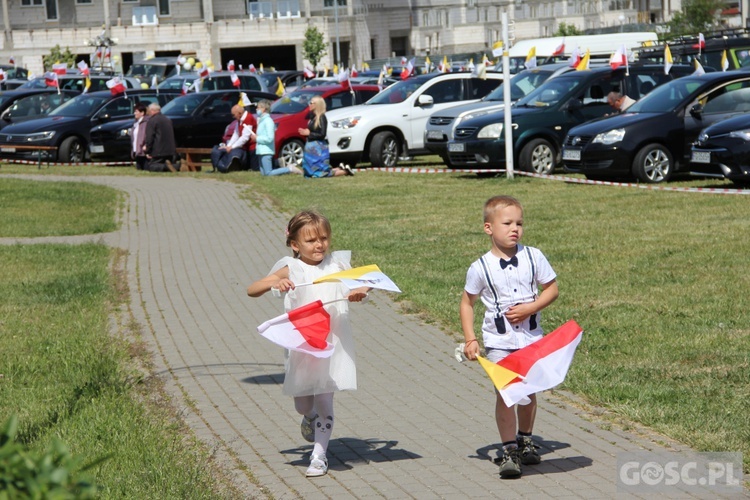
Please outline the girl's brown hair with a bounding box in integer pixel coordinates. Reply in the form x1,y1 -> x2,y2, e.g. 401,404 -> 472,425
286,210 -> 332,258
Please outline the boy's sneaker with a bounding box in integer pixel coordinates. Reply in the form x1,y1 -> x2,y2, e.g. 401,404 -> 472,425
305,454 -> 328,477
498,448 -> 522,479
517,436 -> 541,465
300,414 -> 317,443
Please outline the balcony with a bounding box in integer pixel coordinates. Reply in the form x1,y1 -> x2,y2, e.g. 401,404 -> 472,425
132,6 -> 159,26
248,1 -> 273,19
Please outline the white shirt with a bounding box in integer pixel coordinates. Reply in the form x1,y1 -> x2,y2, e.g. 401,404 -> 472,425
464,244 -> 556,349
132,117 -> 144,154
226,111 -> 253,149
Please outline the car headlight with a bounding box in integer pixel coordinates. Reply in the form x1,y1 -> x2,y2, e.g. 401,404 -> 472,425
118,128 -> 131,138
729,129 -> 750,141
330,116 -> 360,129
477,123 -> 503,139
592,128 -> 625,145
24,131 -> 56,142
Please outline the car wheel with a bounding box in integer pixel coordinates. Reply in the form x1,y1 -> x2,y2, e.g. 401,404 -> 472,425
369,131 -> 399,168
632,144 -> 673,183
519,138 -> 556,175
58,136 -> 86,163
280,139 -> 304,166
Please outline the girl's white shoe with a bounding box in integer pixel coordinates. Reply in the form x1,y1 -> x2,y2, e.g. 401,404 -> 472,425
305,454 -> 328,477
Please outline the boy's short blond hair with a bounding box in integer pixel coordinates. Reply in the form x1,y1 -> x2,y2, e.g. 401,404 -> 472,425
483,195 -> 523,222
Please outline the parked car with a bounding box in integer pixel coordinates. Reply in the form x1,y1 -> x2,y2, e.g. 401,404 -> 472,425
562,70 -> 750,183
125,56 -> 198,84
690,112 -> 750,186
0,89 -> 178,162
446,64 -> 695,174
260,70 -> 305,94
635,30 -> 750,72
299,75 -> 399,89
271,84 -> 382,166
0,89 -> 80,130
88,90 -> 277,161
424,63 -> 604,166
19,74 -> 140,92
0,64 -> 30,90
157,70 -> 269,93
325,72 -> 503,168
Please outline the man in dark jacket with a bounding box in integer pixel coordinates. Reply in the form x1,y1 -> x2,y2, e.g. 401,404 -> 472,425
144,102 -> 178,172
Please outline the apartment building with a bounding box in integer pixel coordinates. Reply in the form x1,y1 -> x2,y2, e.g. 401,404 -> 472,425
0,0 -> 678,75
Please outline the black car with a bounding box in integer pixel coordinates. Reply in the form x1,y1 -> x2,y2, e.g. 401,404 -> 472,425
445,65 -> 694,174
0,64 -> 30,90
88,90 -> 277,161
562,71 -> 750,183
0,89 -> 80,130
691,113 -> 750,186
157,71 -> 268,93
0,89 -> 178,162
259,70 -> 305,94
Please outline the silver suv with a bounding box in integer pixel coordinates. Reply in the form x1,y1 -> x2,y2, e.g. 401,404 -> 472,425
424,63 -> 588,166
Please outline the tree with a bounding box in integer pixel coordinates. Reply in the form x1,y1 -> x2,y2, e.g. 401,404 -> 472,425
43,45 -> 76,71
303,26 -> 327,69
666,0 -> 727,38
553,22 -> 582,37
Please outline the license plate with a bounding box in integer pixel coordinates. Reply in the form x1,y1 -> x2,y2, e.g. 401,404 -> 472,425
426,130 -> 444,140
90,145 -> 104,154
691,151 -> 711,164
1,147 -> 16,153
563,148 -> 581,161
448,142 -> 465,152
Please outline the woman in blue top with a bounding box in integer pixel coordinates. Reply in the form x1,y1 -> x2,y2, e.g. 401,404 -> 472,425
255,99 -> 303,176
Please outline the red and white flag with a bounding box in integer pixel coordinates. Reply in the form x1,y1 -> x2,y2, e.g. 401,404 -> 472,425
52,63 -> 68,75
477,320 -> 583,407
568,46 -> 582,68
230,72 -> 240,88
350,64 -> 358,78
609,44 -> 627,69
337,68 -> 350,90
9,55 -> 15,66
552,39 -> 565,56
400,56 -> 407,66
181,79 -> 190,95
44,72 -> 59,88
257,300 -> 335,358
77,60 -> 90,76
227,60 -> 235,72
106,76 -> 127,95
693,33 -> 706,52
248,64 -> 257,73
0,69 -> 5,82
303,64 -> 315,78
198,66 -> 210,79
401,58 -> 415,80
104,47 -> 111,59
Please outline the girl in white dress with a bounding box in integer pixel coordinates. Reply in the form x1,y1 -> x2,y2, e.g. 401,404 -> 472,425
247,210 -> 368,478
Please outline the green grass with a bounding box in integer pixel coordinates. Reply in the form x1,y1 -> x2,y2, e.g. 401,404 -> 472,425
0,178 -> 242,497
0,177 -> 119,237
233,166 -> 750,469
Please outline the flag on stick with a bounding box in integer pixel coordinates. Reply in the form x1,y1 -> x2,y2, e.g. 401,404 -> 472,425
276,77 -> 285,96
298,264 -> 401,293
525,47 -> 537,69
721,50 -> 729,71
230,72 -> 240,88
477,320 -> 583,407
52,63 -> 68,75
664,45 -> 673,75
227,59 -> 236,72
44,72 -> 59,88
552,39 -> 565,56
693,59 -> 706,76
401,58 -> 415,80
576,49 -> 591,71
609,44 -> 627,69
492,41 -> 504,57
257,300 -> 335,358
238,92 -> 252,107
568,46 -> 582,68
77,60 -> 90,76
106,76 -> 127,96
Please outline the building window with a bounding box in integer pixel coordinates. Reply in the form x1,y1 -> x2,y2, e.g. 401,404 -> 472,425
324,0 -> 346,7
159,0 -> 170,16
46,0 -> 58,19
77,0 -> 92,4
21,0 -> 43,5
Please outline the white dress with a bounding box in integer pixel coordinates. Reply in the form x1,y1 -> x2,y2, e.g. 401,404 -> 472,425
269,251 -> 357,396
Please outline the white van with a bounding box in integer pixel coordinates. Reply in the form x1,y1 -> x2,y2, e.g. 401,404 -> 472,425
504,32 -> 658,72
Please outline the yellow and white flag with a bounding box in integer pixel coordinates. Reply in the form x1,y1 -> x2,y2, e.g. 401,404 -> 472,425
492,40 -> 504,58
664,45 -> 673,75
576,49 -> 590,71
721,50 -> 729,71
525,47 -> 537,69
299,264 -> 402,293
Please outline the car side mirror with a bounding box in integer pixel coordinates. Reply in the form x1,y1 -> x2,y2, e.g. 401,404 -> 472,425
565,98 -> 583,111
417,94 -> 434,107
689,103 -> 703,119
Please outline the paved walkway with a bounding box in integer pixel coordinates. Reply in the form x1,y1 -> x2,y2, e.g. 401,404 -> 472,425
2,174 -> 743,499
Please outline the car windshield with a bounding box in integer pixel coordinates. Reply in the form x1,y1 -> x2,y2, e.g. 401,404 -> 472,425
259,74 -> 277,87
162,94 -> 205,116
367,79 -> 425,105
48,95 -> 109,117
627,78 -> 705,113
127,63 -> 170,78
515,76 -> 584,107
158,76 -> 198,90
484,69 -> 555,102
270,90 -> 322,114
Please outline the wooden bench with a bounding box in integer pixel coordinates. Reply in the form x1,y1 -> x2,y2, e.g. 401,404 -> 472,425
176,147 -> 213,172
0,144 -> 58,169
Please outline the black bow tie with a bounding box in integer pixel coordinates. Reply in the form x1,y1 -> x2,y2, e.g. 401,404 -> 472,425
500,256 -> 518,270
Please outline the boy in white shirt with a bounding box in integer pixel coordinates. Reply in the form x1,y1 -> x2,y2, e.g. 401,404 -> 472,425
460,195 -> 559,479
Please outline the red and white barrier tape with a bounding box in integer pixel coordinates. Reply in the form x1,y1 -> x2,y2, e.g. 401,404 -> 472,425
3,159 -> 133,167
360,167 -> 750,195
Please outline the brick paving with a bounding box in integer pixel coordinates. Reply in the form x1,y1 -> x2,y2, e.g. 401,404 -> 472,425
2,174 -> 744,499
